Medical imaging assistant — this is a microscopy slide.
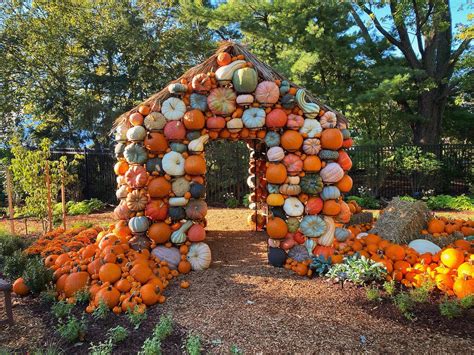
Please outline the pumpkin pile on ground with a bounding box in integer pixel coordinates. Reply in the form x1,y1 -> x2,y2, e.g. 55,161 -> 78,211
113,42 -> 354,268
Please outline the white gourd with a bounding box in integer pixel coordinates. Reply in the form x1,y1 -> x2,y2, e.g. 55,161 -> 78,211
296,89 -> 319,118
215,60 -> 246,84
187,242 -> 212,270
318,216 -> 336,246
188,134 -> 209,152
162,151 -> 185,176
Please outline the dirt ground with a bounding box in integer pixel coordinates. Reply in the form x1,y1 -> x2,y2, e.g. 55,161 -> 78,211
1,208 -> 473,353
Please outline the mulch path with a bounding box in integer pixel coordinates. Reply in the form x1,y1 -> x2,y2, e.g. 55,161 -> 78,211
1,208 -> 473,353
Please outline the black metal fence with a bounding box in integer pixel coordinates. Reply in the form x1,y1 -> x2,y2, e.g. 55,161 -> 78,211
49,143 -> 472,206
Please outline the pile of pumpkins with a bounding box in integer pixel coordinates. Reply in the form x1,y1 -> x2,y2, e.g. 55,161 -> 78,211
113,49 -> 355,268
423,217 -> 474,238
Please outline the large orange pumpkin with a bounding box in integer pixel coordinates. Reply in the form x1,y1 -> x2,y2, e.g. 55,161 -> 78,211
335,174 -> 353,193
184,155 -> 206,175
281,130 -> 303,151
64,271 -> 89,297
427,219 -> 445,234
148,222 -> 172,244
144,132 -> 168,153
148,177 -> 171,198
322,200 -> 341,216
337,150 -> 352,170
267,216 -> 288,239
440,248 -> 464,269
385,244 -> 406,261
320,128 -> 343,150
305,197 -> 323,215
99,263 -> 122,283
266,163 -> 287,184
453,277 -> 474,299
265,109 -> 287,128
183,109 -> 205,130
12,278 -> 29,296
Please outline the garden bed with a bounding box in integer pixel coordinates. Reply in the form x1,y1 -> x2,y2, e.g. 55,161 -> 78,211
1,208 -> 473,353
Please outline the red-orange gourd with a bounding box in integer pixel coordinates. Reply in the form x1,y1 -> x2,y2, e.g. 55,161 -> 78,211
281,130 -> 303,151
184,155 -> 206,175
320,128 -> 343,150
267,217 -> 288,239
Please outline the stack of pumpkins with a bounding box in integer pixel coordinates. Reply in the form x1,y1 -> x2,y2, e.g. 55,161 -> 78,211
113,49 -> 354,269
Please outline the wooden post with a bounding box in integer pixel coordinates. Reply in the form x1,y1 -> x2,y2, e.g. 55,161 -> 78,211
45,160 -> 53,232
5,167 -> 15,235
60,162 -> 67,230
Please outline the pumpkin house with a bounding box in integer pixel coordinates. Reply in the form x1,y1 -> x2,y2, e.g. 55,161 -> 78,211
113,42 -> 353,271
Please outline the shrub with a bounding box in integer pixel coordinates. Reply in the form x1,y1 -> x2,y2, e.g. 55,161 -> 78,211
56,315 -> 87,342
0,234 -> 30,263
346,195 -> 380,209
51,300 -> 74,319
309,255 -> 332,276
185,335 -> 202,355
383,280 -> 396,296
409,282 -> 434,303
92,300 -> 109,320
66,198 -> 106,215
326,255 -> 387,285
89,340 -> 113,355
89,326 -> 129,355
425,194 -> 474,211
23,256 -> 53,293
127,306 -> 147,329
365,286 -> 382,301
2,250 -> 28,281
393,292 -> 415,320
40,286 -> 57,304
139,337 -> 161,355
153,314 -> 173,341
459,295 -> 474,309
439,299 -> 462,319
107,326 -> 129,344
398,195 -> 416,202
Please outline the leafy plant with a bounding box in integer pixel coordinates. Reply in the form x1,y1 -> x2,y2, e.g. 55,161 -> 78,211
139,337 -> 162,355
346,195 -> 379,209
439,298 -> 462,319
409,282 -> 434,303
309,255 -> 332,276
398,195 -> 416,202
365,286 -> 382,302
40,286 -> 57,304
107,326 -> 129,343
23,256 -> 53,293
51,300 -> 74,319
230,345 -> 243,355
185,334 -> 202,355
59,198 -> 106,216
74,288 -> 90,304
383,280 -> 396,296
31,345 -> 63,355
89,326 -> 129,355
242,194 -> 250,208
326,255 -> 387,285
393,292 -> 415,320
153,314 -> 173,341
425,194 -> 474,211
459,295 -> 474,309
0,234 -> 30,265
127,305 -> 147,329
2,250 -> 28,281
92,300 -> 109,320
56,315 -> 87,342
89,340 -> 113,355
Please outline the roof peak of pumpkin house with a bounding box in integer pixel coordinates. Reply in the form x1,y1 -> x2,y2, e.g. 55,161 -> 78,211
112,41 -> 346,133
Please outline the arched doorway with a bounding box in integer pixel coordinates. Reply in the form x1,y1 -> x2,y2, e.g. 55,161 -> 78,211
113,42 -> 353,272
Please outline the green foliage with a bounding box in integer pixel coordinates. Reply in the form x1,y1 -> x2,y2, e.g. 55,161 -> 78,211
0,234 -> 30,265
22,256 -> 53,294
459,295 -> 474,309
230,345 -> 243,355
224,192 -> 239,209
31,346 -> 63,355
242,194 -> 250,208
107,326 -> 129,344
56,315 -> 87,343
326,255 -> 387,285
398,196 -> 416,202
309,256 -> 332,276
74,288 -> 90,304
89,340 -> 113,355
425,194 -> 474,211
40,286 -> 57,304
383,280 -> 396,296
51,301 -> 74,319
393,292 -> 415,320
54,198 -> 105,216
439,299 -> 462,319
92,300 -> 109,320
346,195 -> 380,209
153,314 -> 173,341
185,335 -> 202,355
409,282 -> 434,303
139,337 -> 162,355
89,326 -> 129,355
127,306 -> 147,330
2,250 -> 28,281
365,286 -> 382,302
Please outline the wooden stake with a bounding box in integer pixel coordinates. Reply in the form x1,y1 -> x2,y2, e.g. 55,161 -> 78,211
45,160 -> 53,232
6,167 -> 15,235
60,162 -> 66,230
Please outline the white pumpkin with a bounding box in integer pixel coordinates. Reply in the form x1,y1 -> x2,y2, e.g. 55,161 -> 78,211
227,118 -> 243,132
116,185 -> 128,200
267,147 -> 285,162
319,111 -> 337,128
126,125 -> 146,141
408,239 -> 441,255
287,176 -> 300,185
169,197 -> 189,207
115,124 -> 128,142
187,242 -> 212,270
151,246 -> 181,270
161,97 -> 186,121
116,175 -> 126,186
283,197 -> 304,217
162,151 -> 185,176
236,94 -> 254,106
299,119 -> 322,138
320,162 -> 344,183
144,112 -> 166,131
188,134 -> 209,152
242,107 -> 265,129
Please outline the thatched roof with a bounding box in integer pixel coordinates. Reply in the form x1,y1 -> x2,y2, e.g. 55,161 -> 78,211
113,41 -> 347,132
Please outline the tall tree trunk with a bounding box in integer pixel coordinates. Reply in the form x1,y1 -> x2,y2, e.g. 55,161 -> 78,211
412,87 -> 447,144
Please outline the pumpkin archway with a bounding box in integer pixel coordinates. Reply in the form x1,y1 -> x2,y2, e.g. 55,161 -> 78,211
113,42 -> 352,271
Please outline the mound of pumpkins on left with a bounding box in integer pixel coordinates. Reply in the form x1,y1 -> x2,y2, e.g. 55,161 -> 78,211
13,223 -> 192,314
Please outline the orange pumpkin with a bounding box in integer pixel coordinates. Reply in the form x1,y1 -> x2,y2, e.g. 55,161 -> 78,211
130,264 -> 152,284
322,200 -> 341,216
453,277 -> 474,299
129,112 -> 144,126
337,150 -> 352,170
385,244 -> 406,261
320,128 -> 343,150
184,155 -> 206,175
99,263 -> 122,283
303,156 -> 321,172
335,175 -> 353,193
178,260 -> 192,274
114,161 -> 129,175
427,219 -> 445,234
12,277 -> 29,296
183,109 -> 205,130
217,52 -> 231,66
267,216 -> 288,239
148,222 -> 171,244
64,271 -> 90,297
144,132 -> 168,153
266,163 -> 287,184
440,248 -> 464,269
281,130 -> 303,151
148,177 -> 172,198
265,109 -> 287,128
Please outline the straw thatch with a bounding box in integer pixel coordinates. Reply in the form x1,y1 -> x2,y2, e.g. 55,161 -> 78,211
112,41 -> 347,133
369,198 -> 432,244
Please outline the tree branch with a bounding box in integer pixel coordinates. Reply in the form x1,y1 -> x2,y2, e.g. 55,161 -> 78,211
361,6 -> 400,47
449,38 -> 472,68
412,0 -> 425,55
349,6 -> 382,62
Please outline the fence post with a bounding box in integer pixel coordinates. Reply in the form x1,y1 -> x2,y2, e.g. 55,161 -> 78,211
45,160 -> 53,232
84,147 -> 89,199
60,162 -> 67,230
6,167 -> 15,235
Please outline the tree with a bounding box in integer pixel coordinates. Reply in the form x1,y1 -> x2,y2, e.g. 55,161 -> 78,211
350,1 -> 472,144
0,0 -> 214,147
